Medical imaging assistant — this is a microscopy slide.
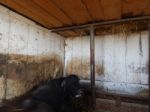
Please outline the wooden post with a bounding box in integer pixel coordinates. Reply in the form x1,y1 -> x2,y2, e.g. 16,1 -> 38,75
148,20 -> 150,112
90,25 -> 96,108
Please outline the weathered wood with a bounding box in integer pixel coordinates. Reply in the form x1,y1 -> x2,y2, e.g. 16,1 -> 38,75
82,0 -> 104,21
52,16 -> 150,32
32,0 -> 73,26
122,0 -> 150,18
51,0 -> 91,24
95,91 -> 149,105
148,19 -> 150,112
0,0 -> 149,31
100,0 -> 122,20
90,25 -> 96,108
0,0 -> 52,28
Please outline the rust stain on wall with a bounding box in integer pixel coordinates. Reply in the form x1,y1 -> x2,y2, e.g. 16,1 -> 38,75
66,58 -> 104,79
0,78 -> 5,99
137,89 -> 148,97
0,53 -> 63,99
0,54 -> 7,77
96,64 -> 104,76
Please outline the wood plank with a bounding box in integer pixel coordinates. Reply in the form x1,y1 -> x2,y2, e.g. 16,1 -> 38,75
0,0 -> 53,28
122,0 -> 150,18
96,91 -> 149,104
100,0 -> 122,20
16,0 -> 63,27
0,0 -> 149,30
57,29 -> 88,37
58,31 -> 79,37
85,90 -> 148,105
51,0 -> 92,25
0,0 -> 63,28
148,19 -> 150,112
82,0 -> 104,21
32,0 -> 73,26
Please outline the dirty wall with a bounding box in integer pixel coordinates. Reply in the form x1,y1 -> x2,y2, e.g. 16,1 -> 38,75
65,31 -> 149,97
0,6 -> 64,99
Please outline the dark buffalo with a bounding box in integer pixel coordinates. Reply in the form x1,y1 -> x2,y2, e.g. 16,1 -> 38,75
0,75 -> 82,112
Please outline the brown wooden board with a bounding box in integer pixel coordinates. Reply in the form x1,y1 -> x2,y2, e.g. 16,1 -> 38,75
100,0 -> 122,20
15,0 -> 62,27
0,0 -> 53,28
122,0 -> 150,18
32,0 -> 73,26
58,31 -> 79,37
82,0 -> 104,21
51,0 -> 92,25
0,0 -> 150,36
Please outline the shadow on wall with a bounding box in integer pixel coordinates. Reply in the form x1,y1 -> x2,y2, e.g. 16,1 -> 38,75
0,53 -> 63,99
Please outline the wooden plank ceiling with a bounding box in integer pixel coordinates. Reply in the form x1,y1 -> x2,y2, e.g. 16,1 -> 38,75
0,0 -> 150,37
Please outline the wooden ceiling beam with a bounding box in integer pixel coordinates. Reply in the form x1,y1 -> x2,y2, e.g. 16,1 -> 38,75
32,0 -> 73,26
14,0 -> 57,27
80,0 -> 93,21
0,0 -> 150,31
99,0 -> 106,20
0,0 -> 53,28
82,0 -> 104,21
100,0 -> 122,20
51,16 -> 150,32
122,0 -> 150,17
21,0 -> 63,27
50,0 -> 75,25
51,0 -> 91,25
121,0 -> 123,18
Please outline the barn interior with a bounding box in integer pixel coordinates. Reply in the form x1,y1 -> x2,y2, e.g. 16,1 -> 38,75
0,0 -> 149,112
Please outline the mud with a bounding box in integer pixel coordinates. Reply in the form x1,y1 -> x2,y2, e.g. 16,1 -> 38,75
0,53 -> 63,99
137,89 -> 148,97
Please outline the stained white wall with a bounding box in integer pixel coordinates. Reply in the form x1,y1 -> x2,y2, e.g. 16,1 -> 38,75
0,5 -> 65,99
0,5 -> 64,58
0,4 -> 148,100
65,32 -> 149,97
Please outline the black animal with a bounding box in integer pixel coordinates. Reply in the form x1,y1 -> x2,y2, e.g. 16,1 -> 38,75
0,75 -> 81,112
30,75 -> 80,112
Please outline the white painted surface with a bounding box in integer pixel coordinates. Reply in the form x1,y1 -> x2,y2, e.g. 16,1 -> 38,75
0,5 -> 65,99
0,5 -> 64,58
65,32 -> 149,96
0,4 -> 148,98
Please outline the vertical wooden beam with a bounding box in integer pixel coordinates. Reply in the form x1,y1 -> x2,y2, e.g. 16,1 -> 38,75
90,25 -> 96,108
148,20 -> 150,112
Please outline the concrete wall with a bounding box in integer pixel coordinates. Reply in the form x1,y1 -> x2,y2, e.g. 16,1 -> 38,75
0,5 -> 64,99
65,31 -> 149,97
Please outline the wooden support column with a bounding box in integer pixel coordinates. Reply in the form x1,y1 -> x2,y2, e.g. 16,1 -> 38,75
148,20 -> 150,112
90,25 -> 96,108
